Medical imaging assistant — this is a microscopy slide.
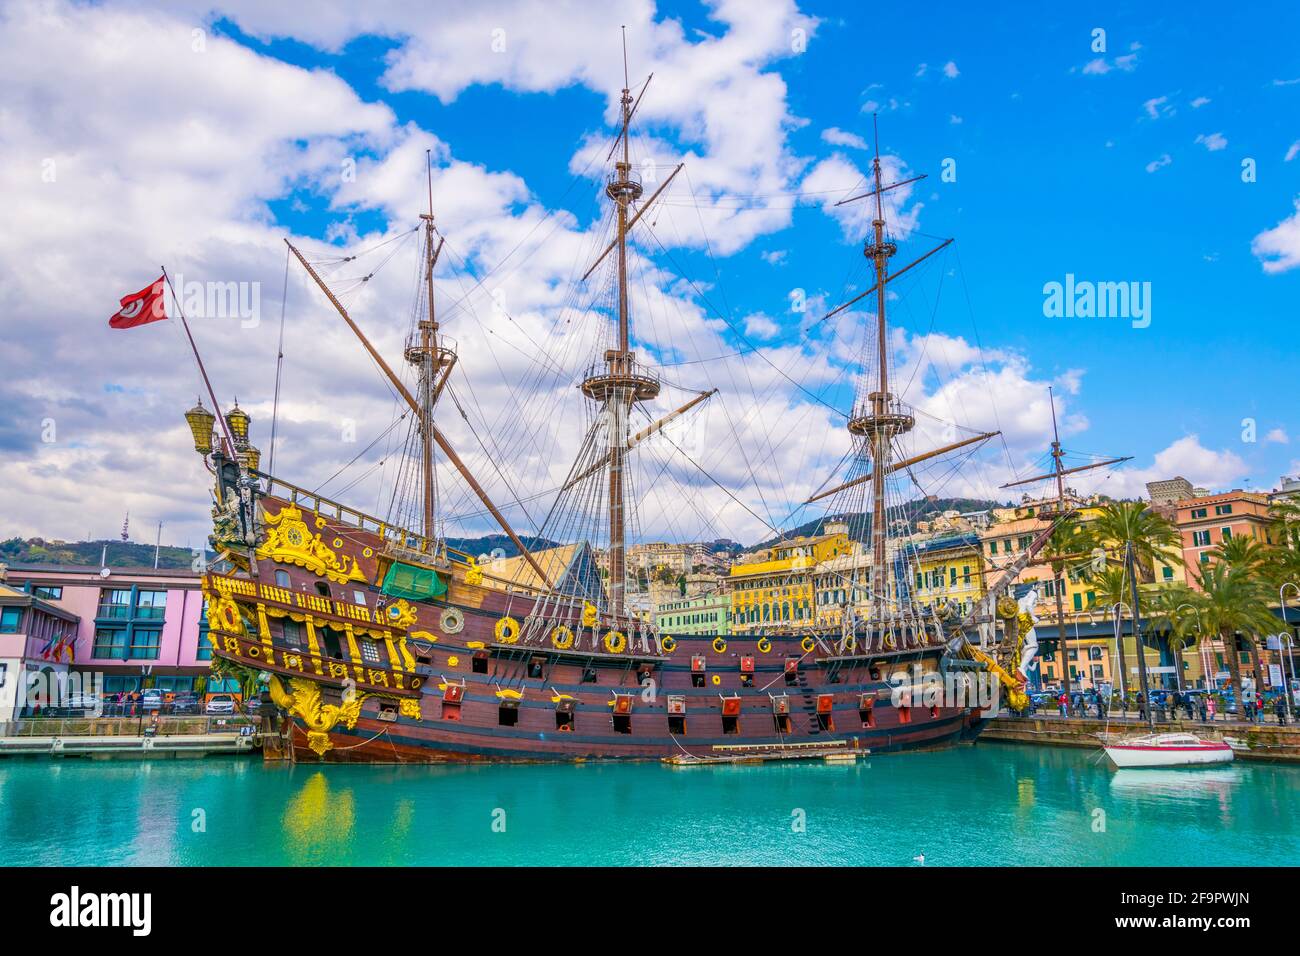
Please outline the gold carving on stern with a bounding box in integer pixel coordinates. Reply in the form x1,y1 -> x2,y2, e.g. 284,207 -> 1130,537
258,502 -> 367,585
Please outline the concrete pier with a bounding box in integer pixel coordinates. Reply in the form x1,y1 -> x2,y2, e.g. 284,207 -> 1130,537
0,716 -> 263,759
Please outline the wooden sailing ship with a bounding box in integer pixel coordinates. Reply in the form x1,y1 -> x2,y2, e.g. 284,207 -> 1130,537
186,54 -> 1064,763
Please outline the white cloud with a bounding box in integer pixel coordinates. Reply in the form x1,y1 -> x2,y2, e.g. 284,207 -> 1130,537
821,126 -> 868,150
742,313 -> 781,339
1142,95 -> 1171,119
1145,153 -> 1172,173
915,63 -> 927,77
1103,436 -> 1249,499
1285,141 -> 1300,162
1252,199 -> 1300,273
942,61 -> 959,79
1265,428 -> 1290,445
1082,50 -> 1139,75
760,249 -> 788,265
949,114 -> 963,125
1195,131 -> 1228,151
799,152 -> 923,240
1191,96 -> 1211,108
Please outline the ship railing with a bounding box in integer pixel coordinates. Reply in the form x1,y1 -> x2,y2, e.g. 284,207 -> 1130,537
253,469 -> 476,566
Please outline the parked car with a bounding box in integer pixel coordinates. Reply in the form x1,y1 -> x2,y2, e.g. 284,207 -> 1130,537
140,689 -> 164,711
64,693 -> 103,713
205,694 -> 236,715
170,693 -> 201,715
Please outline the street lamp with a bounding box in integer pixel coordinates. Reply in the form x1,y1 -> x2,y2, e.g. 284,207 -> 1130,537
1111,601 -> 1132,703
1073,609 -> 1101,689
1279,583 -> 1300,720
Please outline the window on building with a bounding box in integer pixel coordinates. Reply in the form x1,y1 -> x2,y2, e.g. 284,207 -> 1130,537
1191,507 -> 1208,519
1200,552 -> 1212,564
1192,530 -> 1211,547
129,628 -> 161,659
1221,527 -> 1233,540
1073,593 -> 1083,611
1215,504 -> 1233,516
274,569 -> 291,588
100,589 -> 132,619
358,640 -> 383,665
1162,565 -> 1174,580
135,590 -> 167,620
0,607 -> 23,633
93,627 -> 127,659
32,586 -> 62,601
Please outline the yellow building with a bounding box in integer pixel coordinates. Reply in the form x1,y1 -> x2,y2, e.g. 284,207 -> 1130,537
730,527 -> 851,633
812,546 -> 871,628
908,531 -> 988,617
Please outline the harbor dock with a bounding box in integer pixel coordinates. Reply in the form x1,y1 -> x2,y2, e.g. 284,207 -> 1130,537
0,716 -> 265,759
982,714 -> 1300,763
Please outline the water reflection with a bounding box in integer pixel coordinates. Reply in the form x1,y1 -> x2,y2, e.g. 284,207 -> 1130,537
1109,767 -> 1244,797
282,771 -> 355,865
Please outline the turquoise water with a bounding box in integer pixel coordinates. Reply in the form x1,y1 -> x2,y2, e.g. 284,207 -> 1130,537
1,743 -> 1297,866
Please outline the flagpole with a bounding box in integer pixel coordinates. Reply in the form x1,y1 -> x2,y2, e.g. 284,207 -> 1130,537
161,266 -> 236,457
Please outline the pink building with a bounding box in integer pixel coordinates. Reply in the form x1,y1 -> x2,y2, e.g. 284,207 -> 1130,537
0,581 -> 80,719
1,563 -> 222,700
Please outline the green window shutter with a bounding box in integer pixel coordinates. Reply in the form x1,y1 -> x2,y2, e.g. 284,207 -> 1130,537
1072,593 -> 1082,611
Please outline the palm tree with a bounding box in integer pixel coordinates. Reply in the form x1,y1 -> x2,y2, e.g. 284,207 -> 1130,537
1144,584 -> 1199,689
1211,533 -> 1275,686
1090,501 -> 1184,581
1092,502 -> 1183,708
1192,561 -> 1279,700
1212,534 -> 1271,577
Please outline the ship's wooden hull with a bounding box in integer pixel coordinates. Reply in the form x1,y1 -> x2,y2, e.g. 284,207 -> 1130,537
279,587 -> 985,764
211,494 -> 988,765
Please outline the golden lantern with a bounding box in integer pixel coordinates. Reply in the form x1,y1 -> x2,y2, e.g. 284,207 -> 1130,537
225,402 -> 251,447
184,400 -> 217,455
239,443 -> 262,473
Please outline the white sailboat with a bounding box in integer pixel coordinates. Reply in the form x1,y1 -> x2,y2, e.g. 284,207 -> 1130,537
1101,732 -> 1234,769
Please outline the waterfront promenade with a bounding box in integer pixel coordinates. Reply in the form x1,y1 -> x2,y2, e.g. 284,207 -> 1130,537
985,711 -> 1300,762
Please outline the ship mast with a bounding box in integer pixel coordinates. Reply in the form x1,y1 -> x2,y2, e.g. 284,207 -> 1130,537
407,149 -> 453,550
809,118 -> 980,638
850,118 -> 915,626
579,29 -> 660,619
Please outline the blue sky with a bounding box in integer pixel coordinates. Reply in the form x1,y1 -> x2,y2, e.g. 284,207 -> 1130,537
238,0 -> 1300,483
3,0 -> 1299,547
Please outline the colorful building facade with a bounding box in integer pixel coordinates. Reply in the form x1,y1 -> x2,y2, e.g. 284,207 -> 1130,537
654,591 -> 731,636
729,527 -> 852,633
3,564 -> 217,697
0,581 -> 80,719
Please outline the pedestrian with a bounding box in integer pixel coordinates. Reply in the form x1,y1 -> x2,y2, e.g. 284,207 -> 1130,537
1206,696 -> 1217,722
1275,695 -> 1288,727
1058,691 -> 1068,717
1256,695 -> 1265,724
1198,695 -> 1208,722
1095,693 -> 1105,719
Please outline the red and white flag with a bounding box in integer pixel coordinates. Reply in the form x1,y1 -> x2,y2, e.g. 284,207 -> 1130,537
109,276 -> 168,329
